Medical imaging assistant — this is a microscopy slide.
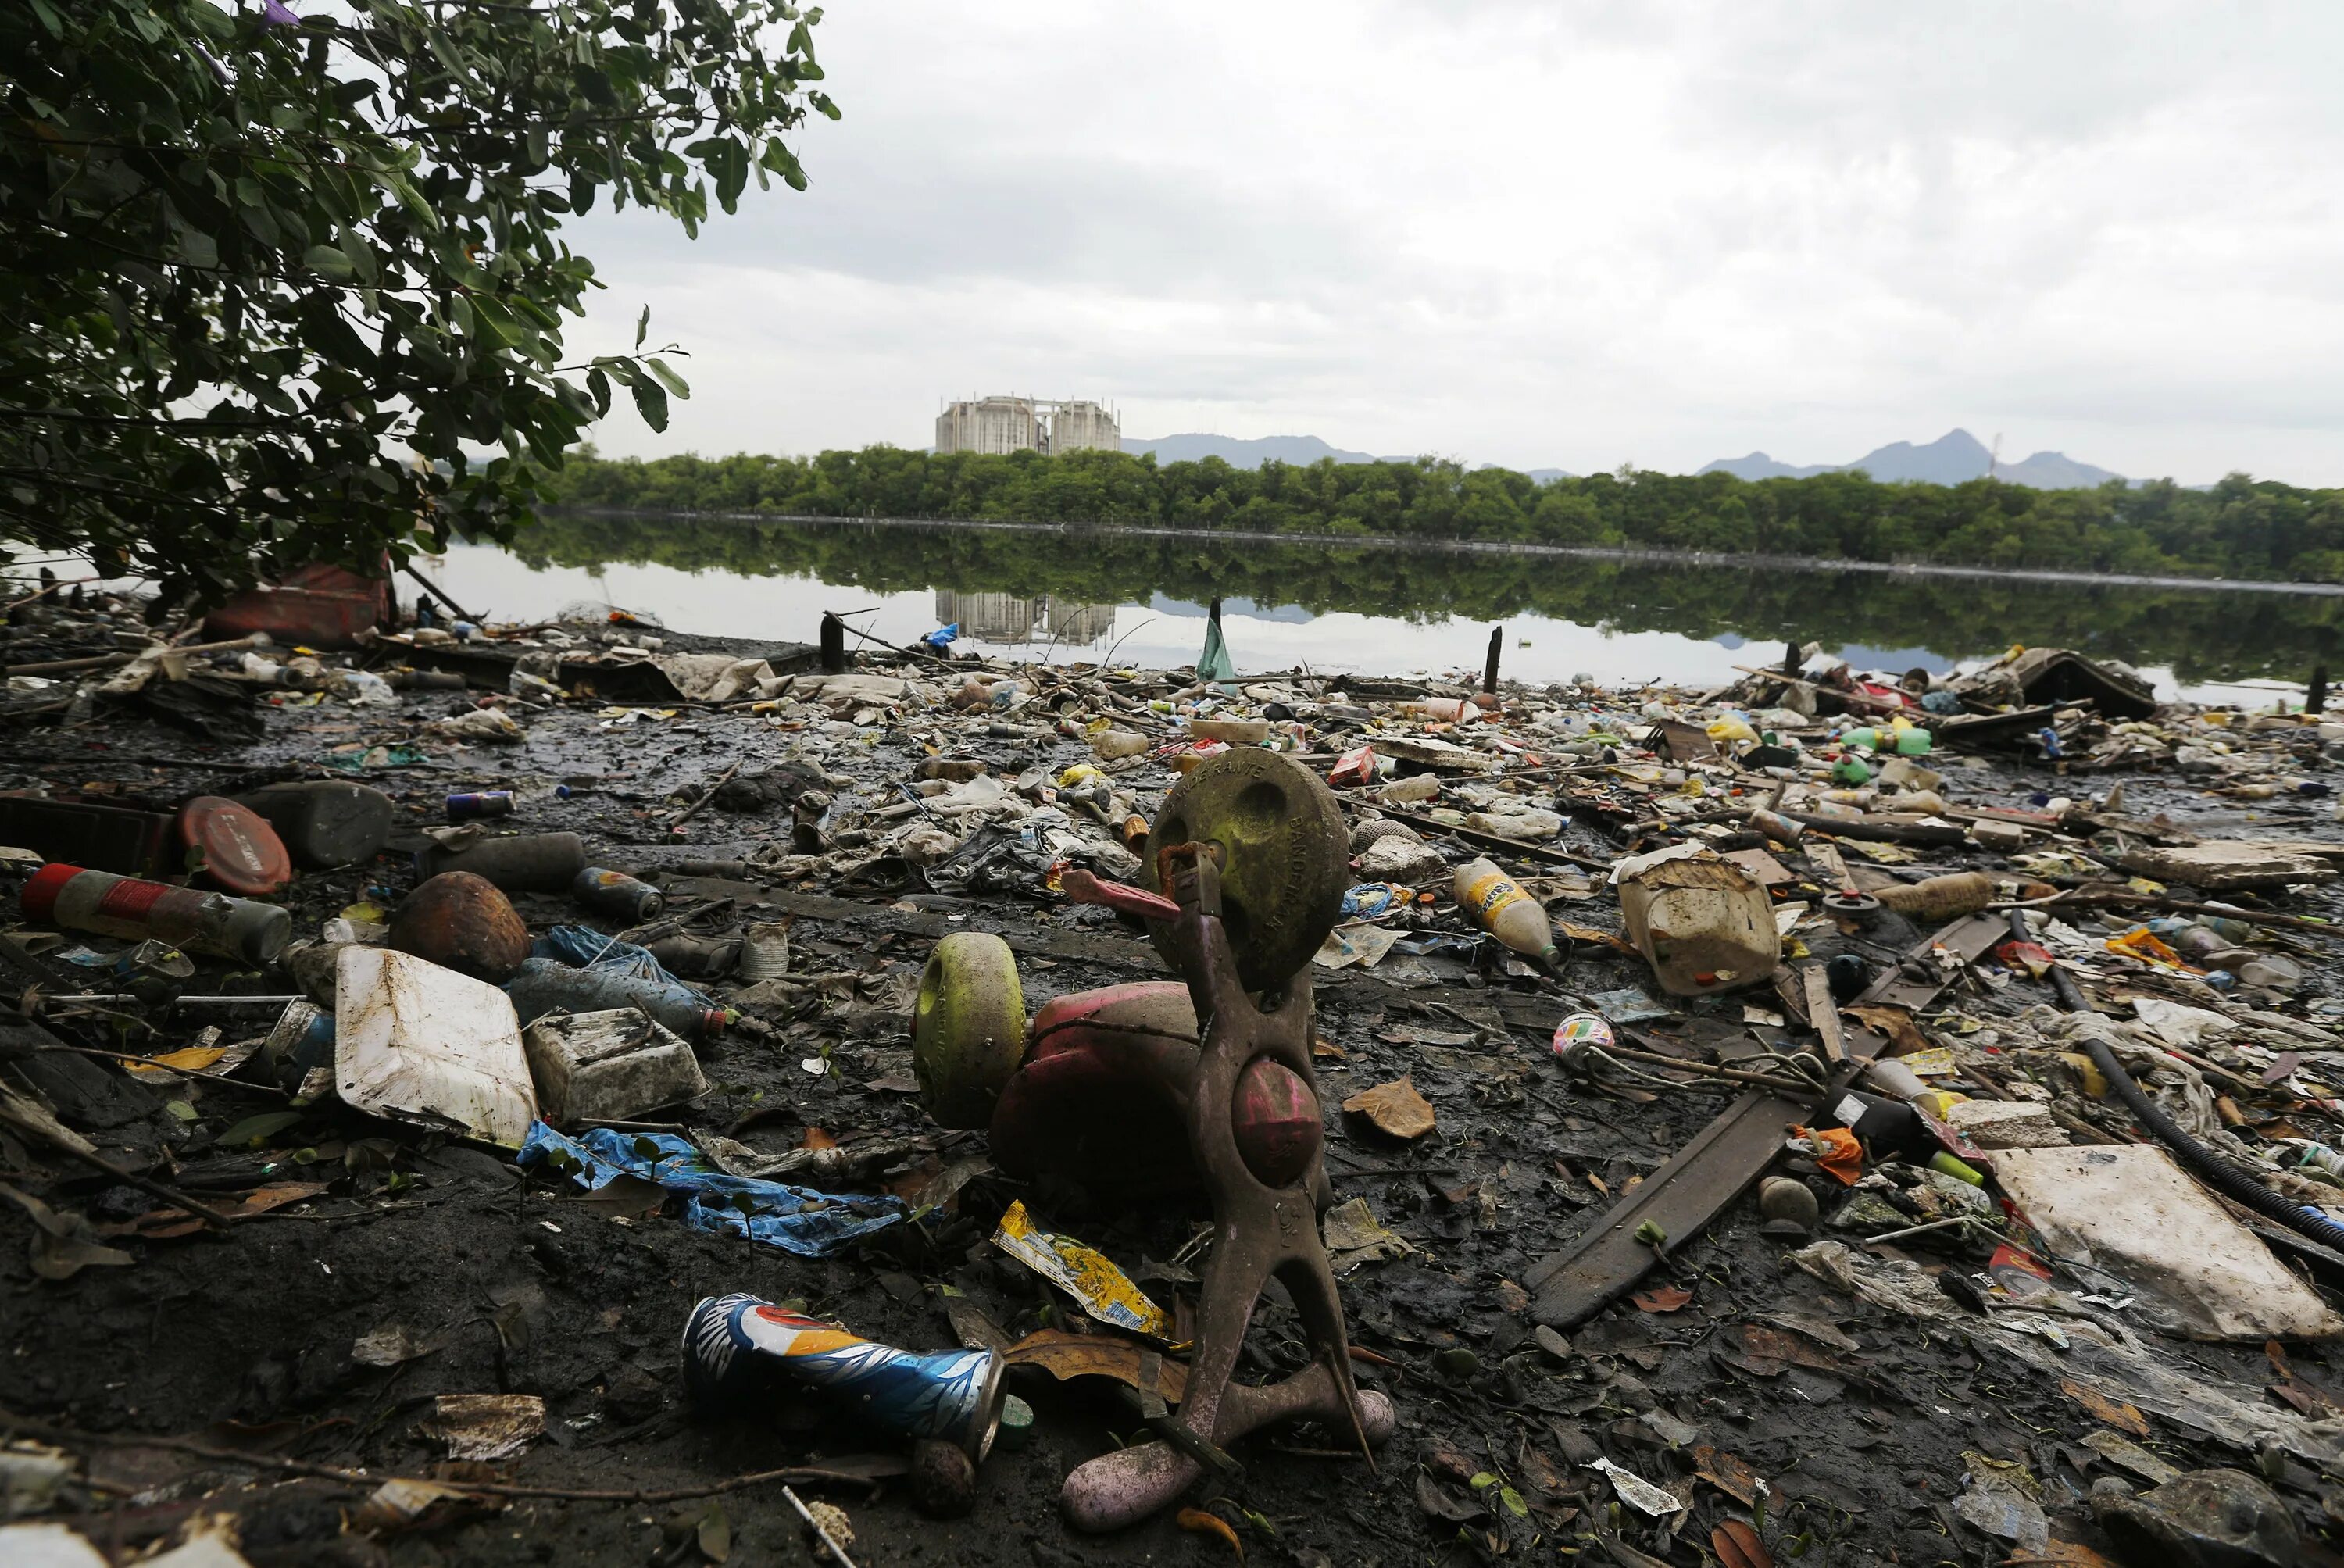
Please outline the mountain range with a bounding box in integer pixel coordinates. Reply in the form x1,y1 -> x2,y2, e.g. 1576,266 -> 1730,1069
1124,427 -> 2124,490
1697,429 -> 2122,489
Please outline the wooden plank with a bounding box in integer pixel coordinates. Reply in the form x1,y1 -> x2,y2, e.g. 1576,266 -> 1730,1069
1802,965 -> 1844,1062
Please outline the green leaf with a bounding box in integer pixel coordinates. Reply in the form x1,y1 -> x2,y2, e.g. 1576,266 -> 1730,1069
1469,1472 -> 1497,1490
165,1101 -> 199,1123
302,245 -> 353,282
220,1111 -> 305,1146
634,303 -> 649,349
630,375 -> 669,432
643,356 -> 689,398
1499,1487 -> 1528,1518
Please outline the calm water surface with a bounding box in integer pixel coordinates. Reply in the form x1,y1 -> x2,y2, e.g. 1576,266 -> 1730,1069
419,516 -> 2339,703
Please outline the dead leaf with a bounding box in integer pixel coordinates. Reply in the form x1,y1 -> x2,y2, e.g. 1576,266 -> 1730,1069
1713,1323 -> 1844,1377
352,1323 -> 445,1367
564,1172 -> 667,1219
945,1298 -> 1015,1354
1846,1005 -> 1932,1055
1177,1505 -> 1244,1559
1693,1444 -> 1763,1507
1342,1077 -> 1435,1139
696,1502 -> 732,1563
800,1127 -> 838,1150
1559,921 -> 1638,957
418,1394 -> 545,1461
350,1477 -> 505,1533
124,1180 -> 333,1239
1413,1473 -> 1484,1524
1003,1329 -> 1188,1404
2060,1378 -> 2149,1438
1,1183 -> 134,1280
2005,1545 -> 2122,1567
1632,1285 -> 1693,1313
1713,1520 -> 1774,1568
125,1045 -> 229,1075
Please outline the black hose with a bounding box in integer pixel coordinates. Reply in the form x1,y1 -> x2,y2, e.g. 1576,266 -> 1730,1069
2080,1038 -> 2344,1252
2011,912 -> 2344,1252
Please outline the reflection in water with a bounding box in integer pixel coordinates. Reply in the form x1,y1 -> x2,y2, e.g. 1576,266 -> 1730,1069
485,513 -> 2344,688
933,590 -> 1115,647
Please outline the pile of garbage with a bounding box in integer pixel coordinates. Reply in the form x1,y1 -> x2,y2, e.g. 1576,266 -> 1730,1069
5,581 -> 2344,1566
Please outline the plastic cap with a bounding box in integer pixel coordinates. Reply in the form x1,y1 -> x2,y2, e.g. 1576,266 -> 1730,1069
20,861 -> 84,923
178,797 -> 293,897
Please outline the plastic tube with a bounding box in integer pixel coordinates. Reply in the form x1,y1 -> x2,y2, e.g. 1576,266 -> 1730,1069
2081,1035 -> 2344,1253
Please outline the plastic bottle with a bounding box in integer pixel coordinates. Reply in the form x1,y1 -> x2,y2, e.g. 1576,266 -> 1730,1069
1831,755 -> 1874,785
1090,728 -> 1149,760
20,863 -> 290,964
502,957 -> 727,1041
1452,857 -> 1561,969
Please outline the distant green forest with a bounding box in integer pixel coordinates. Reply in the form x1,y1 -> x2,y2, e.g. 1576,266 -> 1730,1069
542,445 -> 2344,584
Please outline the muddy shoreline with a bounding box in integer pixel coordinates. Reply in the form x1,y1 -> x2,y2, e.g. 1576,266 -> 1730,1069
5,608 -> 2344,1567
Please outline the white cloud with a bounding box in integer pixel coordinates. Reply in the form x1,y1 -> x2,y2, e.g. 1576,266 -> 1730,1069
561,1 -> 2344,484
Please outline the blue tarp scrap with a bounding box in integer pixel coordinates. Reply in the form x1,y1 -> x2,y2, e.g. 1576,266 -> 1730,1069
921,622 -> 960,651
517,1123 -> 908,1257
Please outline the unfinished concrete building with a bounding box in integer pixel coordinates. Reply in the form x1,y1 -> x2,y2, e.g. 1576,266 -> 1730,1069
934,397 -> 1120,456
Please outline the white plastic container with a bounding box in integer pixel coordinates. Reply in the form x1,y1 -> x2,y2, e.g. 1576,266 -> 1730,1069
1614,847 -> 1778,996
335,947 -> 534,1146
521,1007 -> 708,1126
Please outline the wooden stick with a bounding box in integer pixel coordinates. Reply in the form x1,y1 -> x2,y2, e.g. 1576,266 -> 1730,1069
0,1101 -> 241,1227
0,1409 -> 887,1507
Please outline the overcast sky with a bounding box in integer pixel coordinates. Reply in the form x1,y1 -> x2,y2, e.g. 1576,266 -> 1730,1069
565,2 -> 2344,484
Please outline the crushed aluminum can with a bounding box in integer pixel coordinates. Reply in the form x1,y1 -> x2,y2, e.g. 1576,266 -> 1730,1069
445,790 -> 516,823
681,1293 -> 1005,1459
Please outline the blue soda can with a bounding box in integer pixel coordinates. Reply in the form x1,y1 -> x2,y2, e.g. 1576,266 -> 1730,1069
445,790 -> 515,823
681,1293 -> 1004,1459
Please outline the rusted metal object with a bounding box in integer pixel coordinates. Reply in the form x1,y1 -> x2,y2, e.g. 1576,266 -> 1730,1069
388,870 -> 531,983
1059,845 -> 1394,1532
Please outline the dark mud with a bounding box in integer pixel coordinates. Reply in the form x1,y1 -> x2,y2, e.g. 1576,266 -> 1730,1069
7,643 -> 2344,1566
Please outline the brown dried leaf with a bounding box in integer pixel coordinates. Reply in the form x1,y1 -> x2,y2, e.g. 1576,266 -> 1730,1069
1846,1005 -> 1932,1055
2005,1545 -> 2123,1567
1713,1520 -> 1774,1568
1693,1444 -> 1763,1507
1632,1285 -> 1693,1314
1342,1077 -> 1435,1139
1003,1329 -> 1188,1404
1177,1505 -> 1244,1560
2060,1378 -> 2149,1438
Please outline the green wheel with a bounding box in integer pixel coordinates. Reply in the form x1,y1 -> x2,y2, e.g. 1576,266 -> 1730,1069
1145,748 -> 1349,991
913,932 -> 1027,1129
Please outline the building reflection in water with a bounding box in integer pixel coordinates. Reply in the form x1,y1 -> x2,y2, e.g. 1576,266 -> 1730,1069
934,590 -> 1115,648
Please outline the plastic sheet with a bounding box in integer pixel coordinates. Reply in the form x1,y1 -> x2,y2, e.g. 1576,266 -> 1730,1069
518,1123 -> 907,1256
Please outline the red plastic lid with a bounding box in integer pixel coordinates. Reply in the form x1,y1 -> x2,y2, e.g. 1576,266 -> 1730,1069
19,862 -> 83,923
178,798 -> 292,897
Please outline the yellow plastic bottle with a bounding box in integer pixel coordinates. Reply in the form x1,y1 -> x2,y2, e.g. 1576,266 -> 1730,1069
1452,857 -> 1561,969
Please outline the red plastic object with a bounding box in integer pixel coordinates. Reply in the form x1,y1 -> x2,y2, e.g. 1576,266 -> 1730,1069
20,862 -> 80,923
177,796 -> 293,896
202,562 -> 393,649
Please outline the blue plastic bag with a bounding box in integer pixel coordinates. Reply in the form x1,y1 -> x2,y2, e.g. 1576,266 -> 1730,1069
517,1123 -> 908,1257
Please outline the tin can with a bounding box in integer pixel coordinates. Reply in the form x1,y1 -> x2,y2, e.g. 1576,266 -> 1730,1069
572,866 -> 664,922
1550,1012 -> 1615,1064
681,1293 -> 1005,1459
445,790 -> 515,823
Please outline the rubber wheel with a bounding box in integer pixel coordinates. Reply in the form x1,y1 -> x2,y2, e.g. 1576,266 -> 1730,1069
1145,748 -> 1349,991
913,932 -> 1027,1129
